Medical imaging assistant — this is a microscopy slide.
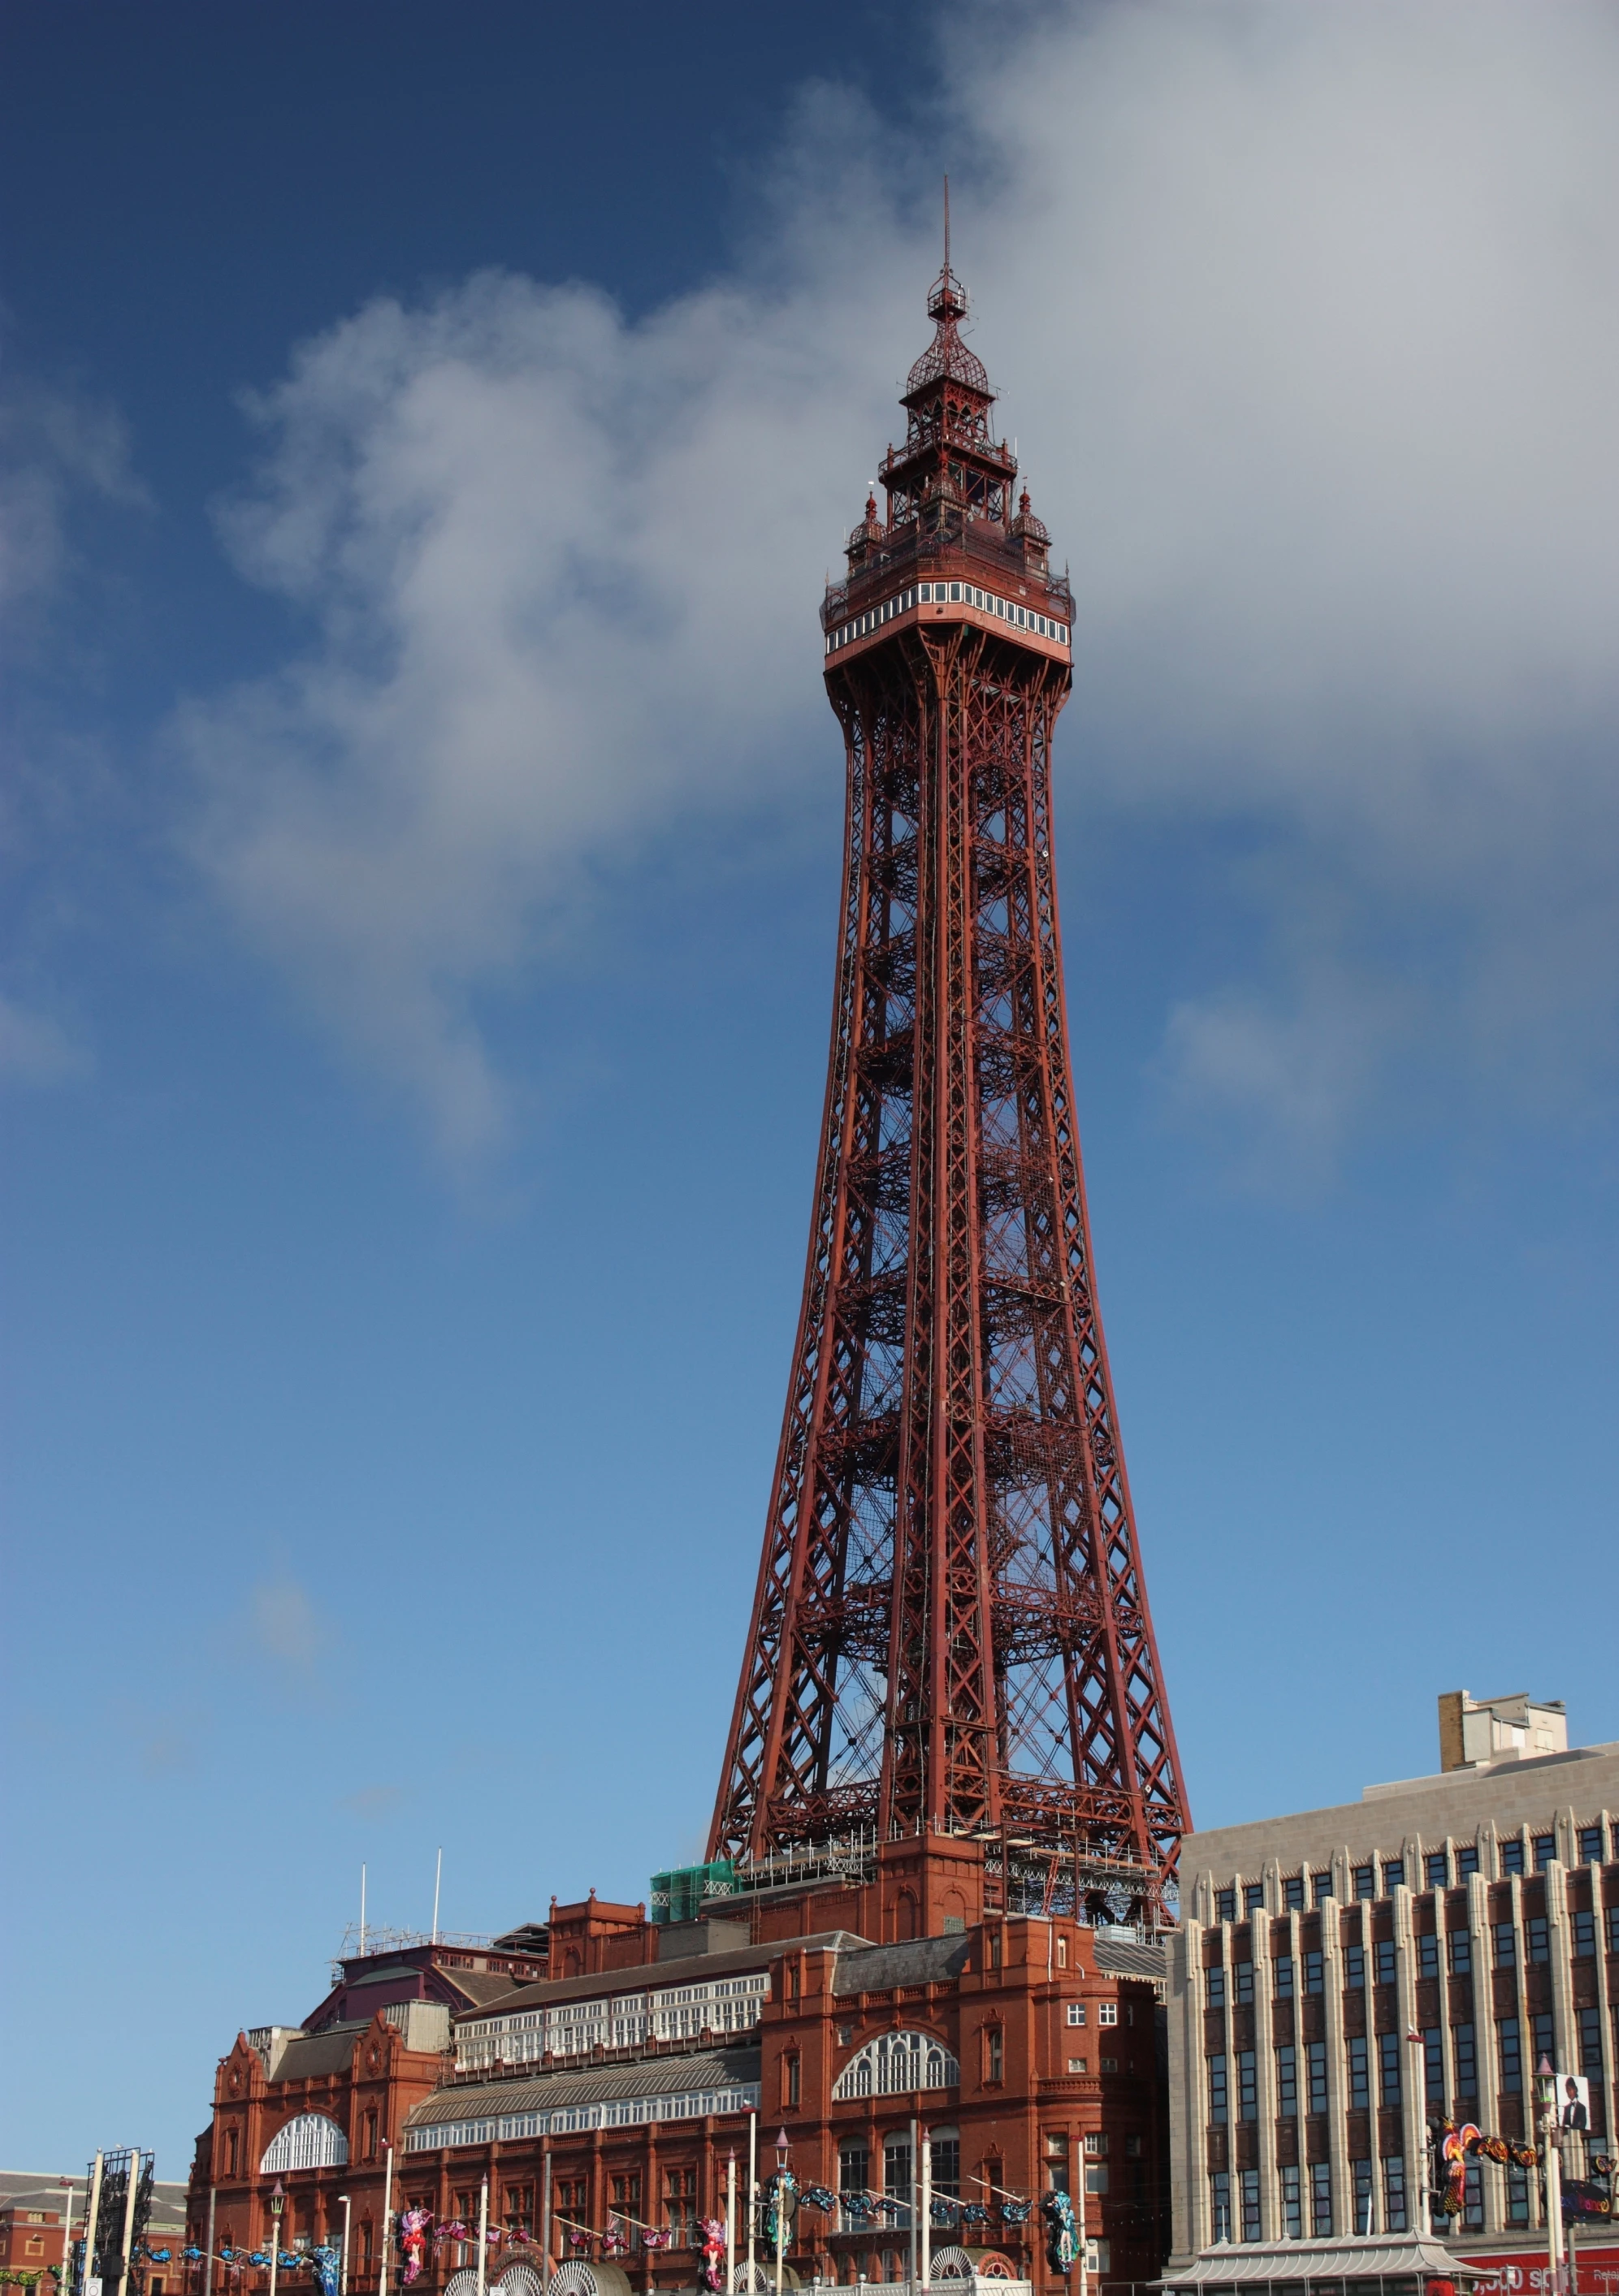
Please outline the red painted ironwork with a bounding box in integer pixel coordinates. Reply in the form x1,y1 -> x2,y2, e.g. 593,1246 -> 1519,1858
709,249 -> 1189,1919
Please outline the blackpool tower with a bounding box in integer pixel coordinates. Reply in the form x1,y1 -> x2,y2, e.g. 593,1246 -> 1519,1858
710,239 -> 1189,1924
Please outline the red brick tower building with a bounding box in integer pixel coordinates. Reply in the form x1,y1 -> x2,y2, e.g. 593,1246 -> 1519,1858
184,245 -> 1184,2296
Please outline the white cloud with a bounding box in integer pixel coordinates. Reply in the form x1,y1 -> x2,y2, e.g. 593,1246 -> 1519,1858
1161,975 -> 1412,1184
0,992 -> 87,1087
180,3 -> 1619,1161
0,375 -> 142,617
180,253 -> 907,1153
250,1576 -> 323,1668
340,1783 -> 403,1819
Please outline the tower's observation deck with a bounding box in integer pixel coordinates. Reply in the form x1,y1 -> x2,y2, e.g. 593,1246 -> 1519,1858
713,251 -> 1188,1926
823,262 -> 1074,666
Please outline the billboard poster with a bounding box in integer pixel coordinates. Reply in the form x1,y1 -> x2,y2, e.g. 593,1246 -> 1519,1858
1467,2249 -> 1619,2295
1560,2075 -> 1594,2133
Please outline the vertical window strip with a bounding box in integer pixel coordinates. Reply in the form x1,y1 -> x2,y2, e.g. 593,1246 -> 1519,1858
1384,2157 -> 1408,2234
1210,2172 -> 1231,2246
1281,2164 -> 1301,2241
1310,2164 -> 1332,2238
1240,2169 -> 1261,2242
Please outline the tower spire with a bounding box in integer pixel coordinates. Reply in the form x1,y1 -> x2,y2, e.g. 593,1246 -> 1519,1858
710,246 -> 1188,1925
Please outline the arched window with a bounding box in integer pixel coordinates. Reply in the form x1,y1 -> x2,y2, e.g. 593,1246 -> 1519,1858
260,2115 -> 349,2173
832,2030 -> 959,2101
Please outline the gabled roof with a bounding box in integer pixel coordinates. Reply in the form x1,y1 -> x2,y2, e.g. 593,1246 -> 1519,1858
831,1935 -> 971,1995
0,2189 -> 74,2219
1166,2233 -> 1470,2287
0,2177 -> 82,2209
490,1923 -> 551,1953
405,2046 -> 761,2129
1090,1934 -> 1167,1985
456,1932 -> 870,2026
442,1969 -> 526,2008
267,2024 -> 368,2082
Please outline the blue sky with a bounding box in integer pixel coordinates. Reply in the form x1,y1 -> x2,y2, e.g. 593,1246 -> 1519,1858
5,0 -> 1619,2179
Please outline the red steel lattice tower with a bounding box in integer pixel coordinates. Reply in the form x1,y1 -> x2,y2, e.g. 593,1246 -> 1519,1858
710,242 -> 1189,1919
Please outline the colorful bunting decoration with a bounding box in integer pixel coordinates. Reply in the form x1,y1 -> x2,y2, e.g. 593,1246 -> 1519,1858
698,2219 -> 725,2294
1041,2190 -> 1077,2276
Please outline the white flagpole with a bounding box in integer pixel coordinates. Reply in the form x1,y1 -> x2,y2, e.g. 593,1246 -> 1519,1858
379,2145 -> 393,2296
81,2154 -> 106,2296
726,2156 -> 736,2296
747,2115 -> 757,2294
920,2130 -> 932,2294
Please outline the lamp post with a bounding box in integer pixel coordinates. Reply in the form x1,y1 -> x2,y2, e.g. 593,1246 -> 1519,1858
60,2180 -> 80,2296
747,2116 -> 758,2296
773,2131 -> 789,2296
338,2199 -> 350,2296
379,2146 -> 394,2296
725,2156 -> 736,2296
1538,2056 -> 1565,2296
920,2128 -> 932,2296
268,2184 -> 285,2296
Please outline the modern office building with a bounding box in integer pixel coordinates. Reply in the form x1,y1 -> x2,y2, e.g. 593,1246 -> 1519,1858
1166,1693 -> 1618,2282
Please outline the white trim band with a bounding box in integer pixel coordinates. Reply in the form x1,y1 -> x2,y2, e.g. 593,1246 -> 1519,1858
826,582 -> 1069,655
405,2080 -> 763,2154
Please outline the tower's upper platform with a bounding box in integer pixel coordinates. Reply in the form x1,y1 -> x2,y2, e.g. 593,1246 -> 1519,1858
823,255 -> 1073,666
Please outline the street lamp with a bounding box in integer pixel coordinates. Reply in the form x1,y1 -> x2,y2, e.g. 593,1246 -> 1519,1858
267,2186 -> 285,2296
920,2128 -> 933,2296
773,2134 -> 790,2296
747,2117 -> 758,2296
337,2199 -> 350,2296
725,2156 -> 737,2296
1537,2057 -> 1565,2296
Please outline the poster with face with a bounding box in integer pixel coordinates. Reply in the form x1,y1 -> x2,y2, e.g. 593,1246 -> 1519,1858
1558,2074 -> 1591,2130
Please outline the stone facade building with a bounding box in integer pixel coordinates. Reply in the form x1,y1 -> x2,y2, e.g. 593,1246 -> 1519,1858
1166,1694 -> 1619,2285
